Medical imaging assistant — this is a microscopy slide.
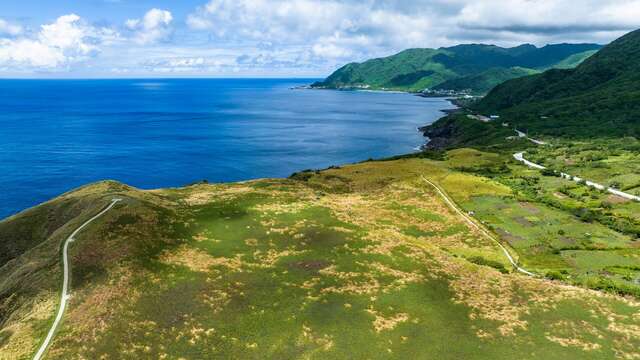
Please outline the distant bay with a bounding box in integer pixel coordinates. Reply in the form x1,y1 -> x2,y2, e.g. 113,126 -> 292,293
0,79 -> 455,219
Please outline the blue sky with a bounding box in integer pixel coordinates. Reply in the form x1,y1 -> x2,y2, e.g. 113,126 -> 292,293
0,0 -> 638,78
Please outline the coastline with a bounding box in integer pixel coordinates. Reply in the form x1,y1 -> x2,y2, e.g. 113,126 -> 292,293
1,82 -> 453,220
303,85 -> 460,152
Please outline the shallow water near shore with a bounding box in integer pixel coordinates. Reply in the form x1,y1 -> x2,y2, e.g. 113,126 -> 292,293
0,78 -> 454,218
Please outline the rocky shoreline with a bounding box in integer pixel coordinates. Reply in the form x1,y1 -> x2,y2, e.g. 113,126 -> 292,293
419,99 -> 464,150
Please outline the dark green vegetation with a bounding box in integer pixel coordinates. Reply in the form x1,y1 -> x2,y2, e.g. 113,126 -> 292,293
2,157 -> 640,359
312,43 -> 601,94
433,67 -> 537,94
421,114 -> 514,150
475,28 -> 640,137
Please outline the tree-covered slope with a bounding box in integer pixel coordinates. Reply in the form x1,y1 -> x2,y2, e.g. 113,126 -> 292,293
475,28 -> 640,137
433,67 -> 539,94
313,43 -> 601,93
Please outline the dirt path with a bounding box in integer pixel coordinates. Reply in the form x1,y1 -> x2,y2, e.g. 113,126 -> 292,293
421,176 -> 536,276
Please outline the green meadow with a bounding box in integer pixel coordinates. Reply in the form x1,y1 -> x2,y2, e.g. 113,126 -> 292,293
2,156 -> 639,359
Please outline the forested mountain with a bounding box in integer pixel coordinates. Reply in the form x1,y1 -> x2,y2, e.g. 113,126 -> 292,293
312,43 -> 601,94
475,29 -> 640,137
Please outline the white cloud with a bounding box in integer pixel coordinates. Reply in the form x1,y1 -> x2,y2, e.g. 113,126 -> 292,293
126,8 -> 173,45
186,0 -> 640,66
0,14 -> 115,69
0,19 -> 22,36
456,0 -> 640,32
39,14 -> 97,56
186,0 -> 433,64
187,0 -> 366,44
0,38 -> 64,67
2,1 -> 640,76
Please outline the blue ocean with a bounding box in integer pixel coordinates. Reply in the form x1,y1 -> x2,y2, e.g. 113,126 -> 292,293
0,79 -> 454,219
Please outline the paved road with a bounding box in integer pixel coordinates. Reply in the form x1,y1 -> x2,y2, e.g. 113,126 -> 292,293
421,176 -> 536,276
513,152 -> 640,202
33,198 -> 122,360
515,129 -> 547,145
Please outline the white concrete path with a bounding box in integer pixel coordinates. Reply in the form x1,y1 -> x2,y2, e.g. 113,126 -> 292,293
513,152 -> 640,202
33,198 -> 122,360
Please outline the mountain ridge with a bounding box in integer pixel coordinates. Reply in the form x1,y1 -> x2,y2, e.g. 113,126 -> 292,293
474,28 -> 640,137
313,43 -> 602,94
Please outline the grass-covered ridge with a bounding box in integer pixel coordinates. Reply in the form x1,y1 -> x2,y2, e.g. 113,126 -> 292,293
312,43 -> 601,94
1,157 -> 639,359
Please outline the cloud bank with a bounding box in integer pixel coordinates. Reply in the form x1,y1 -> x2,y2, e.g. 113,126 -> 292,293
0,14 -> 116,69
1,1 -> 639,76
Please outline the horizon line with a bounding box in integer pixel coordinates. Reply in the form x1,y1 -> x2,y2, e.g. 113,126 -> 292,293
0,76 -> 325,80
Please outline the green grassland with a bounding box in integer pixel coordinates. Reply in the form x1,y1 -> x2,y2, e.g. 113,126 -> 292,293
2,157 -> 640,359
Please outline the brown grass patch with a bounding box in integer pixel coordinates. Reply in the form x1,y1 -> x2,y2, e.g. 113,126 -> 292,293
0,293 -> 57,359
160,245 -> 243,272
297,324 -> 334,353
366,307 -> 409,333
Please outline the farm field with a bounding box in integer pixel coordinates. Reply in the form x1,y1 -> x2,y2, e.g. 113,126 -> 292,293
525,138 -> 640,197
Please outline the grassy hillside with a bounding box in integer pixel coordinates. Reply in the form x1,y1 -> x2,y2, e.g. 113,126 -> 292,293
433,67 -> 539,94
475,29 -> 640,137
0,181 -> 187,359
2,157 -> 640,359
551,50 -> 600,69
312,43 -> 601,94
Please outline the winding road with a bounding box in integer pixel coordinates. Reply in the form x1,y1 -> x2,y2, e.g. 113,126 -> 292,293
512,129 -> 639,201
513,152 -> 640,202
33,198 -> 122,360
421,176 -> 536,276
515,129 -> 547,145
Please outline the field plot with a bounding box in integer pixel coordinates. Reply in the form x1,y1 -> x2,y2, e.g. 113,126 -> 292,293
526,138 -> 640,197
446,145 -> 640,295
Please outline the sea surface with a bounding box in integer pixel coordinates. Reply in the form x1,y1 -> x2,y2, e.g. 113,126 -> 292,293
0,79 -> 454,219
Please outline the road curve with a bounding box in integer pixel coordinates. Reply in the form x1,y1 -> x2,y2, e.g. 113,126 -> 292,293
33,198 -> 122,360
515,129 -> 547,145
513,152 -> 640,202
421,176 -> 536,277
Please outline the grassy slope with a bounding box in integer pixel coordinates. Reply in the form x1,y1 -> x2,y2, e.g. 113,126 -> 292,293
0,181 -> 187,359
314,44 -> 601,93
551,50 -> 600,69
433,67 -> 540,95
1,158 -> 639,359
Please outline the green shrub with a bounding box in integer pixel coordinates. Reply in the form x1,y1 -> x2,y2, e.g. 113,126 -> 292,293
467,256 -> 508,273
546,271 -> 565,281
